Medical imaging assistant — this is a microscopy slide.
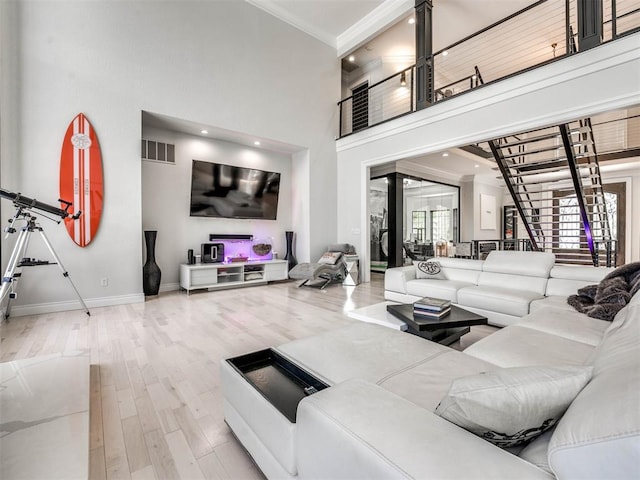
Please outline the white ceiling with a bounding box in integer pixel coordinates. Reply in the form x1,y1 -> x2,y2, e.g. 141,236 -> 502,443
142,111 -> 305,155
249,0 -> 534,55
246,0 -> 385,47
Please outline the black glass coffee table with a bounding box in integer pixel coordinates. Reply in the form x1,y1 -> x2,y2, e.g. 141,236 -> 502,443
386,304 -> 488,345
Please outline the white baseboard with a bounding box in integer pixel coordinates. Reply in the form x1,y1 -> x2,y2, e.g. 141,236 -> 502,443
6,283 -> 181,318
159,283 -> 180,292
7,293 -> 145,318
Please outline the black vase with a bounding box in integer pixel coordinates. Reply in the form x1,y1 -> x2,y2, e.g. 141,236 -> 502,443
283,231 -> 298,271
143,230 -> 161,296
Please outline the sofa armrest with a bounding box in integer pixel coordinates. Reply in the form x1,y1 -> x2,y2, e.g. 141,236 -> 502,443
297,379 -> 552,479
384,266 -> 416,295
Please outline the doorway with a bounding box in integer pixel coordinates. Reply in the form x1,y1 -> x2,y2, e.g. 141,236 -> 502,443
369,177 -> 388,273
552,182 -> 625,266
369,173 -> 460,273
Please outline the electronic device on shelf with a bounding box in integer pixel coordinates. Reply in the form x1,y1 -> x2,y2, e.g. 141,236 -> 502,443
201,242 -> 225,263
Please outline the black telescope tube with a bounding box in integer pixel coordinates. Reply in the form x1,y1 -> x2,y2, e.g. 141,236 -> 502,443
0,188 -> 70,219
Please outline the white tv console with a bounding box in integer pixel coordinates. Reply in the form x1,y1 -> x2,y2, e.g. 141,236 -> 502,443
179,259 -> 288,294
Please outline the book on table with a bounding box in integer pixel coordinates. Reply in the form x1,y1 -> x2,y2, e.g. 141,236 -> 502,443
414,296 -> 451,311
413,306 -> 451,319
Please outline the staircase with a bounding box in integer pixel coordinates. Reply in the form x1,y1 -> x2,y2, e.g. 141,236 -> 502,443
488,119 -> 614,266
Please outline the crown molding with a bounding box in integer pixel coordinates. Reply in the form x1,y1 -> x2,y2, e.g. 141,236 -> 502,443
338,0 -> 413,57
246,0 -> 336,48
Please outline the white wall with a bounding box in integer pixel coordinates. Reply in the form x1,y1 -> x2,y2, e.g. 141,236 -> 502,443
472,180 -> 504,240
141,126 -> 293,289
337,33 -> 640,280
602,167 -> 640,263
0,0 -> 339,315
0,1 -> 20,245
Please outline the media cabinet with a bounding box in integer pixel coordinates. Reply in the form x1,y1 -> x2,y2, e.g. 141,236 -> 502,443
179,259 -> 288,294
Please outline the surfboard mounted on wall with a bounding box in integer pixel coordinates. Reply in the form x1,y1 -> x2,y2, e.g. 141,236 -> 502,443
59,113 -> 104,247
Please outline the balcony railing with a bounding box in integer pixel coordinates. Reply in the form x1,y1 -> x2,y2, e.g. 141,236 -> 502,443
337,0 -> 640,139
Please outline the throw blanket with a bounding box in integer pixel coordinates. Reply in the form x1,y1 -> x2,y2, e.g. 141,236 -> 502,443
568,262 -> 640,321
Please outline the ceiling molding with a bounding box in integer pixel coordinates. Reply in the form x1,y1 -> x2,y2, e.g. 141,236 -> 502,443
398,159 -> 464,183
246,0 -> 337,48
337,0 -> 413,57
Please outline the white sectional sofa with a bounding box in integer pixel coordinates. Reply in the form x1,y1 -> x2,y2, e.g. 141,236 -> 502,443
384,251 -> 615,326
221,252 -> 639,479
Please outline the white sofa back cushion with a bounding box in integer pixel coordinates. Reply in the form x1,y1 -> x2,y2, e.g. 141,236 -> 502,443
548,302 -> 640,479
482,251 -> 556,278
545,265 -> 615,297
477,251 -> 555,295
478,272 -> 549,296
421,257 -> 484,284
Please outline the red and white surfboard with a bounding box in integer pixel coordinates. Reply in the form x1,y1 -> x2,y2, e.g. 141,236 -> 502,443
59,113 -> 104,247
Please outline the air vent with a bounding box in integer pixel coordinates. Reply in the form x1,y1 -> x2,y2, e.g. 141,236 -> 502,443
142,139 -> 175,163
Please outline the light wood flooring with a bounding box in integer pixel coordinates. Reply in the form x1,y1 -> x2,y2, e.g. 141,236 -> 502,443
0,273 -> 496,480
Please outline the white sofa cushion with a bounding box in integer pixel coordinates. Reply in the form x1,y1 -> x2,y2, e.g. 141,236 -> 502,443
478,271 -> 549,296
457,285 -> 544,317
276,322 -> 449,385
435,366 -> 593,447
464,325 -> 595,367
529,295 -> 574,312
545,277 -> 596,297
297,379 -> 553,480
549,264 -> 616,282
517,307 -> 610,346
406,279 -> 475,303
548,304 -> 640,479
482,251 -> 556,278
377,350 -> 498,411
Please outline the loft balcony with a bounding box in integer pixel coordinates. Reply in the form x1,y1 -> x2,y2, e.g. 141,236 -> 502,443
337,0 -> 640,139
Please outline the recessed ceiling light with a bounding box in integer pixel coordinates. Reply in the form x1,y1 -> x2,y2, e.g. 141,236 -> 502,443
348,55 -> 355,62
474,164 -> 480,168
442,50 -> 448,56
200,129 -> 208,134
408,17 -> 415,24
442,152 -> 449,157
254,141 -> 261,146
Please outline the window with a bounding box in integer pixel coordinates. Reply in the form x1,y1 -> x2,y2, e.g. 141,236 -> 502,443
430,209 -> 451,244
412,211 -> 426,242
558,196 -> 581,249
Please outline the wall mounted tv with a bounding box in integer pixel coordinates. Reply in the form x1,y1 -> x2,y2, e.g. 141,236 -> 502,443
189,160 -> 280,220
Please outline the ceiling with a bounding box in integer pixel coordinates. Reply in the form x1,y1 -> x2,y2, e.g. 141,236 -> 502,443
250,0 -> 534,55
246,0 -> 385,47
142,111 -> 305,155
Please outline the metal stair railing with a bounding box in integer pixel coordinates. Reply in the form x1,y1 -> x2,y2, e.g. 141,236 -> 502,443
488,121 -> 613,266
575,118 -> 612,247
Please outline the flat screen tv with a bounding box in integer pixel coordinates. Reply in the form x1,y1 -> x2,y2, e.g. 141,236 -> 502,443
189,160 -> 280,220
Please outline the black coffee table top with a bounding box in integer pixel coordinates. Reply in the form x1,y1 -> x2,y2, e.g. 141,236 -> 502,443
387,304 -> 488,332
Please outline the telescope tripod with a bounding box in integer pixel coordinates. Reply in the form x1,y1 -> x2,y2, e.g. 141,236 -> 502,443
0,209 -> 90,320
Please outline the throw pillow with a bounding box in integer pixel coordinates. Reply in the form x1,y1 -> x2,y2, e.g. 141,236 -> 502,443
414,260 -> 446,279
318,252 -> 342,265
435,366 -> 593,448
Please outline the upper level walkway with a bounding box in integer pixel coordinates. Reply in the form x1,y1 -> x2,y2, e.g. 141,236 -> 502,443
338,0 -> 640,139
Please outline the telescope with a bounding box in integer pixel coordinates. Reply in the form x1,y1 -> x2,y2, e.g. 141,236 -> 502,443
0,187 -> 79,220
